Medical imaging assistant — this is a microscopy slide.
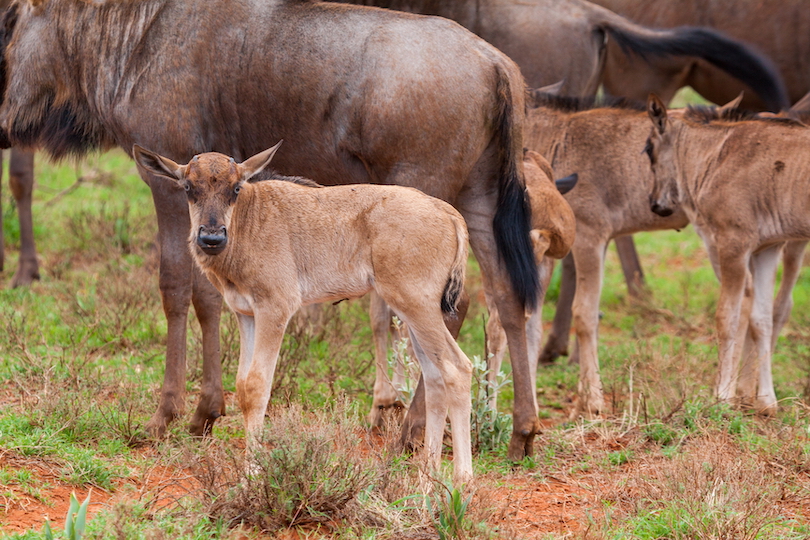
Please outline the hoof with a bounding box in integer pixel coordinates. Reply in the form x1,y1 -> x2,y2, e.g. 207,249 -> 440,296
10,267 -> 40,288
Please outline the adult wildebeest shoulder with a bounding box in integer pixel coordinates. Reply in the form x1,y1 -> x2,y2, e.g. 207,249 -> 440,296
134,142 -> 474,484
0,0 -> 541,459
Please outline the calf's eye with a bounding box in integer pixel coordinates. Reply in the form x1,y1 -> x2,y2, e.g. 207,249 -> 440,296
234,185 -> 241,194
184,183 -> 190,192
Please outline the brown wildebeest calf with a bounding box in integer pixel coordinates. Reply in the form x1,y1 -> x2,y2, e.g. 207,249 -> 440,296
524,91 -> 802,417
0,0 -> 542,459
646,95 -> 810,414
133,142 -> 474,484
592,0 -> 809,111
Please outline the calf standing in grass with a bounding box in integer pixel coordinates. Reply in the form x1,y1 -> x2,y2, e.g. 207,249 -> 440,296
134,142 -> 474,484
646,96 -> 810,415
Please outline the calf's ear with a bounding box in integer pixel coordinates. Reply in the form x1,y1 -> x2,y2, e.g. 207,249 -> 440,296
554,173 -> 578,195
133,145 -> 185,185
240,140 -> 283,182
718,92 -> 744,112
647,94 -> 668,134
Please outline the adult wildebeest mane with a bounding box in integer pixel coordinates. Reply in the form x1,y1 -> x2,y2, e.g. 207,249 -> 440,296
526,91 -> 646,113
0,0 -> 162,157
0,0 -> 544,459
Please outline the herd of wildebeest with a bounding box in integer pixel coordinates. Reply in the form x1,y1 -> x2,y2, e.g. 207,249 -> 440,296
0,0 -> 808,484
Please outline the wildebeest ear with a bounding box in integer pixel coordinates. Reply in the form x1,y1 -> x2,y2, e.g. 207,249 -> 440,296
240,140 -> 283,182
554,173 -> 578,195
537,80 -> 565,96
790,91 -> 810,114
133,145 -> 185,184
718,92 -> 744,112
647,94 -> 668,134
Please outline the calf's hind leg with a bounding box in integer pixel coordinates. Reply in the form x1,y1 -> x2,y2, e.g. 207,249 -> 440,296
405,319 -> 473,485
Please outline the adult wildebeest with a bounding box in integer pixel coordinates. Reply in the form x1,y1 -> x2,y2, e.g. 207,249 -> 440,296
591,0 -> 808,111
333,0 -> 791,363
646,95 -> 810,415
133,143 -> 474,484
0,0 -> 541,459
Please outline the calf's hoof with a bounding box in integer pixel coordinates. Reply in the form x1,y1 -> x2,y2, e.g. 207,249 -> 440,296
367,401 -> 405,428
538,343 -> 565,365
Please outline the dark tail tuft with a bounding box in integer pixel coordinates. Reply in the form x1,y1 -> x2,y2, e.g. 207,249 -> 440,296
604,24 -> 789,112
492,66 -> 539,311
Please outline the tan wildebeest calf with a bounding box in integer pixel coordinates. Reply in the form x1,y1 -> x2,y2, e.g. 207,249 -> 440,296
133,142 -> 474,484
645,95 -> 810,414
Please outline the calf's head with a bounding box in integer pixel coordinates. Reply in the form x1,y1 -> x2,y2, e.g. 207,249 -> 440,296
133,142 -> 282,255
645,94 -> 681,217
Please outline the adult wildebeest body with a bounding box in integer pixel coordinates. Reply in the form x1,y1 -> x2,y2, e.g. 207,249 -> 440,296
591,0 -> 808,111
134,143 -> 474,484
334,0 -> 791,364
0,0 -> 542,458
646,97 -> 810,414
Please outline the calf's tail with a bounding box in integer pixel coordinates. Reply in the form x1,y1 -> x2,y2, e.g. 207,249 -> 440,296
441,215 -> 469,315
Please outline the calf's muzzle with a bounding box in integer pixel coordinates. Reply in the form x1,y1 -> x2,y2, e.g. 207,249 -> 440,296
649,194 -> 674,217
197,225 -> 228,254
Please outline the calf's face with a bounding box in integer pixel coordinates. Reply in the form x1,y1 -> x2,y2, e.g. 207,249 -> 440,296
133,142 -> 282,255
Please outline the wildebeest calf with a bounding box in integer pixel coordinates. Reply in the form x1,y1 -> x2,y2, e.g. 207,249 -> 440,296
133,142 -> 473,484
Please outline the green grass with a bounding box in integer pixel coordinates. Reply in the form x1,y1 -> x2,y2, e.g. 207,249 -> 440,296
0,137 -> 809,538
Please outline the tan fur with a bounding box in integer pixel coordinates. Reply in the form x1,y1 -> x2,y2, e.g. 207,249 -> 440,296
646,94 -> 810,415
134,144 -> 474,484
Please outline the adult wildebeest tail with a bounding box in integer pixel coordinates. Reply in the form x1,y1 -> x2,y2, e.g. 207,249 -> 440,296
441,214 -> 469,316
597,14 -> 789,111
492,65 -> 540,311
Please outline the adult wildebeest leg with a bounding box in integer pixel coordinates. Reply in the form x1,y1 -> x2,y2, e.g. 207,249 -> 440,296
368,291 -> 405,426
570,239 -> 608,418
188,264 -> 226,436
9,148 -> 38,287
540,253 -> 576,364
486,257 -> 554,410
737,245 -> 782,415
142,176 -> 195,437
238,307 -> 292,451
459,193 -> 537,459
614,235 -> 645,298
406,322 -> 473,485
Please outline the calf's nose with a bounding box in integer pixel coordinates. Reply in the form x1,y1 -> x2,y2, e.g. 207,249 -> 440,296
197,226 -> 228,253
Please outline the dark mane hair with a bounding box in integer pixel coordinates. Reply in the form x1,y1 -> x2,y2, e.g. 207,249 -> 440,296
250,170 -> 323,187
526,90 -> 646,113
684,105 -> 805,127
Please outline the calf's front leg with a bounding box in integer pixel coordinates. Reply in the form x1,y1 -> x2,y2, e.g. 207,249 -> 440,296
237,307 -> 291,450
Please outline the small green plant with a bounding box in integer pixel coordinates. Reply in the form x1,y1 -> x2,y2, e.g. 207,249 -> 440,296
428,484 -> 472,540
44,491 -> 91,540
469,355 -> 512,454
